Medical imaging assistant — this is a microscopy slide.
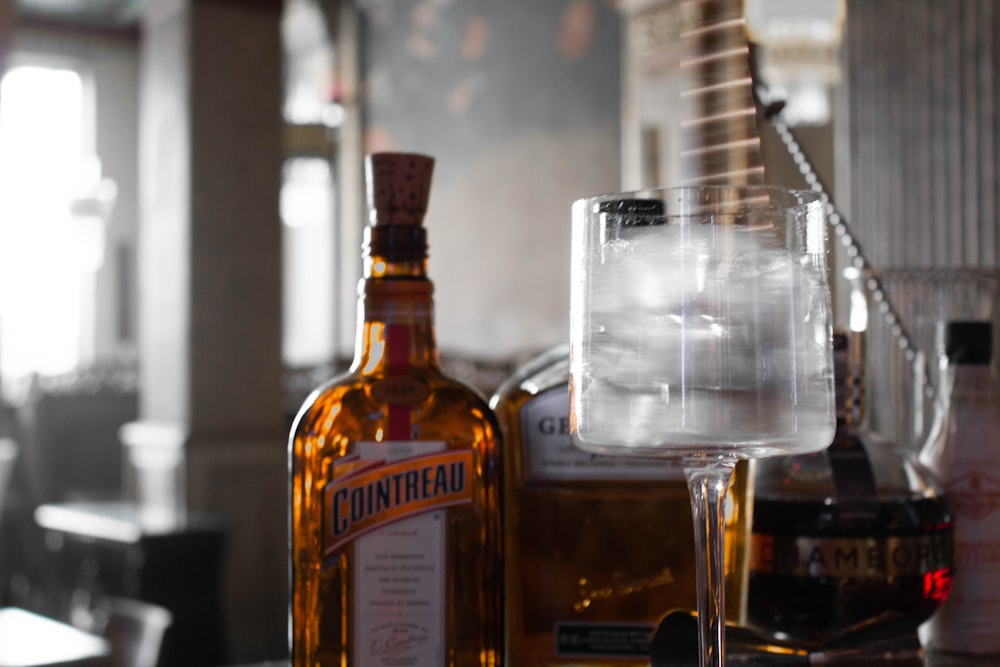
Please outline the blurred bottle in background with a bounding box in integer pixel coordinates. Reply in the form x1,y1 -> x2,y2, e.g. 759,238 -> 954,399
921,320 -> 1000,657
747,326 -> 954,646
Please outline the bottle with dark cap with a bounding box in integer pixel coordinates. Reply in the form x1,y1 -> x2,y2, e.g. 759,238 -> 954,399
489,199 -> 753,667
289,153 -> 502,666
921,320 -> 1000,656
748,328 -> 954,646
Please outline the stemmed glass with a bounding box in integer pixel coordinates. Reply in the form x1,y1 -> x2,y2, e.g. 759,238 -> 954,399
569,186 -> 836,667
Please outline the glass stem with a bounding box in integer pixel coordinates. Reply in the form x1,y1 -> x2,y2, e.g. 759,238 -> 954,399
684,458 -> 737,667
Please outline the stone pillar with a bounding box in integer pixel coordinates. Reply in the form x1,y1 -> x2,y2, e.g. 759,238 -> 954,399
138,0 -> 286,661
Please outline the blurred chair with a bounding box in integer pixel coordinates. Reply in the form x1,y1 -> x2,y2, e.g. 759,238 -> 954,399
0,439 -> 16,508
0,438 -> 17,605
33,502 -> 227,666
91,597 -> 173,667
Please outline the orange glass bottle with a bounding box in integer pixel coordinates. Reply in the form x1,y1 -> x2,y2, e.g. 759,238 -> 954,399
289,153 -> 502,667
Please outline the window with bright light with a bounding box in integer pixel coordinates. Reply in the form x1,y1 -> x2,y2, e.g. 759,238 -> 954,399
0,65 -> 88,385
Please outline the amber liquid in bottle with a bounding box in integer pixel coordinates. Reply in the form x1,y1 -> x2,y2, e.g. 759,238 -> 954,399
491,347 -> 752,667
491,3 -> 763,661
289,153 -> 501,667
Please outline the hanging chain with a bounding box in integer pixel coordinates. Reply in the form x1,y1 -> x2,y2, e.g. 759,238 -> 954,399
765,111 -> 938,402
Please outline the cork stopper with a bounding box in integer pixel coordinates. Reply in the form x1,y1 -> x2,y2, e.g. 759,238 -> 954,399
365,152 -> 435,226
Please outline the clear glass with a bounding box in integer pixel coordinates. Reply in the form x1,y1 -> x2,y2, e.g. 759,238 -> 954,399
866,268 -> 999,450
569,185 -> 836,667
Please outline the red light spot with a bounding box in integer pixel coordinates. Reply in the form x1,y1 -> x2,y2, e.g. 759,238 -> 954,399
923,568 -> 954,602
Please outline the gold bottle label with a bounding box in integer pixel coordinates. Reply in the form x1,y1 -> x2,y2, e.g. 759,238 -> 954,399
324,446 -> 474,556
324,441 -> 476,665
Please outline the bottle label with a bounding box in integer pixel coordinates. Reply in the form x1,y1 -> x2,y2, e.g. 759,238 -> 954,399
380,324 -> 426,440
924,402 -> 1000,653
372,376 -> 431,407
750,532 -> 953,581
555,622 -> 654,658
521,385 -> 682,482
324,441 -> 472,666
942,409 -> 1000,522
324,444 -> 473,555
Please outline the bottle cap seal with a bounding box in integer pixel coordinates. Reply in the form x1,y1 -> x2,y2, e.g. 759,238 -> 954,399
945,320 -> 992,364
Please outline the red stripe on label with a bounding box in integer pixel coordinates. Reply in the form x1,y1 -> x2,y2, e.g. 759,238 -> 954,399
387,324 -> 410,440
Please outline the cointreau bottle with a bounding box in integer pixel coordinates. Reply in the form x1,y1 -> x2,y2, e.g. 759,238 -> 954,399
289,153 -> 502,666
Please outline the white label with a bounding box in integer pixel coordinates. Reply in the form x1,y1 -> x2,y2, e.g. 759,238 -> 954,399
355,441 -> 445,666
922,402 -> 1000,654
522,386 -> 682,482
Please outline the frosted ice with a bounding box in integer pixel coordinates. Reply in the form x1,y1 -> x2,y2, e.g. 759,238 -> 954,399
574,223 -> 833,457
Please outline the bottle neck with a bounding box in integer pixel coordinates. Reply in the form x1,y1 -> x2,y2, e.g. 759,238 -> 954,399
363,250 -> 427,280
949,361 -> 995,401
352,273 -> 439,376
